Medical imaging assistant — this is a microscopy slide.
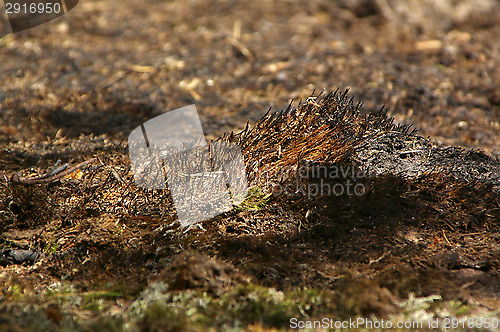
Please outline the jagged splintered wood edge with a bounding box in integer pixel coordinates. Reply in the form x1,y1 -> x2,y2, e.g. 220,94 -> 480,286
214,89 -> 419,187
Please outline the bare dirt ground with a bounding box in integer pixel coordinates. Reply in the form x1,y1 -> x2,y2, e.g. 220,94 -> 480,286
0,0 -> 499,330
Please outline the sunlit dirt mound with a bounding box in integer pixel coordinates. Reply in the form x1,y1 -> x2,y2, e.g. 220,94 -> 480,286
227,90 -> 500,192
231,89 -> 415,188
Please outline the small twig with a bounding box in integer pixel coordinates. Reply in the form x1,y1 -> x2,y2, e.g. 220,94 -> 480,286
1,171 -> 9,186
47,163 -> 69,177
109,166 -> 126,184
369,251 -> 390,265
47,160 -> 62,176
11,158 -> 96,185
442,229 -> 452,246
399,149 -> 423,155
461,279 -> 479,289
227,37 -> 254,61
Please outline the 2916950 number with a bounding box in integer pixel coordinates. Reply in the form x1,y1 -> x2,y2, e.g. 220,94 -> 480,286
442,317 -> 498,329
5,2 -> 61,14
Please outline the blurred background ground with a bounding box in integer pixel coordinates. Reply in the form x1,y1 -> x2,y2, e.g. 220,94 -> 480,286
1,0 -> 499,154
